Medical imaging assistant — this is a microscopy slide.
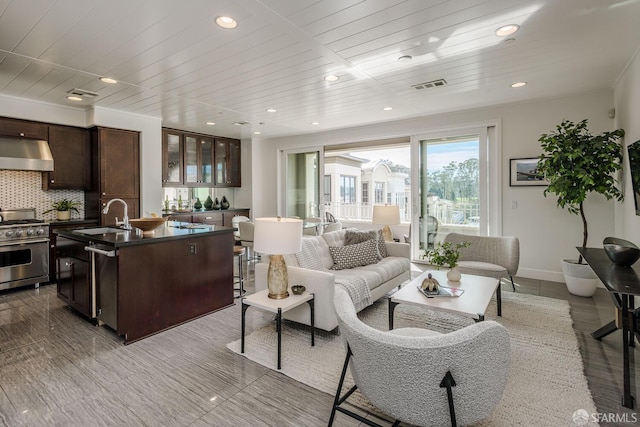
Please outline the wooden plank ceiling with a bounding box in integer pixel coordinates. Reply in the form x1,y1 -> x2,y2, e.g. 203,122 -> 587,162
0,0 -> 638,138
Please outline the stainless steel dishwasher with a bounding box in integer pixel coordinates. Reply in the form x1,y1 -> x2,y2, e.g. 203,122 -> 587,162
85,243 -> 118,330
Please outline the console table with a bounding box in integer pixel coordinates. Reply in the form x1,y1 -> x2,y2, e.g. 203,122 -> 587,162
578,247 -> 640,409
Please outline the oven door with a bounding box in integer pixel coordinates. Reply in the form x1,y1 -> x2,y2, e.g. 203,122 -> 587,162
0,238 -> 49,289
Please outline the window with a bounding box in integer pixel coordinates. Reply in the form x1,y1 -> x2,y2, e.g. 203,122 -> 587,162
324,175 -> 331,203
362,182 -> 369,204
374,182 -> 384,204
340,175 -> 356,203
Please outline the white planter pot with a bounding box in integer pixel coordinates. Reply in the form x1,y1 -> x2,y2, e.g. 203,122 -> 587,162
561,259 -> 598,297
447,267 -> 461,282
56,210 -> 71,221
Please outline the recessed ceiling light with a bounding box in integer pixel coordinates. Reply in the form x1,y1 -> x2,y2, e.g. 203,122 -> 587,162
99,77 -> 118,84
253,131 -> 261,135
510,82 -> 527,88
66,96 -> 82,101
383,106 -> 393,111
495,24 -> 519,37
215,16 -> 237,29
324,75 -> 339,82
206,121 -> 216,125
397,55 -> 412,62
311,122 -> 320,125
266,108 -> 277,113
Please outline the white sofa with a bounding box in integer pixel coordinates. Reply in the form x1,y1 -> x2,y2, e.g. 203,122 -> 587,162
255,229 -> 410,332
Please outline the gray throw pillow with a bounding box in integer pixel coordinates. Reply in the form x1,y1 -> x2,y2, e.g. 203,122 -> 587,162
329,239 -> 379,270
345,229 -> 388,259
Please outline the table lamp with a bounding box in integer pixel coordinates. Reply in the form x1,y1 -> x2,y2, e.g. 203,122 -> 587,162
372,204 -> 400,242
254,217 -> 303,299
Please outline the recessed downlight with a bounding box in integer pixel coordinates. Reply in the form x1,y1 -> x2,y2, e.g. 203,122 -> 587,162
206,121 -> 216,125
266,108 -> 277,113
324,75 -> 339,82
495,24 -> 519,37
99,76 -> 118,84
215,16 -> 237,29
383,106 -> 393,111
253,131 -> 261,135
66,95 -> 82,101
311,122 -> 320,125
510,82 -> 527,88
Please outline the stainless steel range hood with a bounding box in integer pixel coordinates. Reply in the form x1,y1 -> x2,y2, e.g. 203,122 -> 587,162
0,137 -> 54,171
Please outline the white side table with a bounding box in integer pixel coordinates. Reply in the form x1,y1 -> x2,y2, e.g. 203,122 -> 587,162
241,289 -> 315,369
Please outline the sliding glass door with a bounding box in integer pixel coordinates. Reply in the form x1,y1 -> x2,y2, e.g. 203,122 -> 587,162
411,126 -> 497,260
282,149 -> 322,219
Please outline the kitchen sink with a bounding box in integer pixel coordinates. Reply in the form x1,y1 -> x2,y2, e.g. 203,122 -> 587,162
74,227 -> 126,235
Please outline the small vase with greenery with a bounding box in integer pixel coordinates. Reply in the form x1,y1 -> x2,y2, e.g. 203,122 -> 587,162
43,199 -> 81,220
423,241 -> 470,268
537,119 -> 625,296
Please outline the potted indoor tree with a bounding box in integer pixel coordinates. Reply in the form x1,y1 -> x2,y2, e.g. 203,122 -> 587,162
537,119 -> 625,296
423,241 -> 470,281
43,199 -> 81,221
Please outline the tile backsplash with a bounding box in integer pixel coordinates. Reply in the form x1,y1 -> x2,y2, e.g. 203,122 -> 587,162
0,170 -> 85,220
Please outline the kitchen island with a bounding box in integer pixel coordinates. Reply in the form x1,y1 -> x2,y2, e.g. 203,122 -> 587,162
54,222 -> 234,343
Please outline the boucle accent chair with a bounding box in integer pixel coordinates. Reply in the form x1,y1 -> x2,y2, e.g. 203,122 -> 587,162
444,232 -> 519,316
329,288 -> 511,427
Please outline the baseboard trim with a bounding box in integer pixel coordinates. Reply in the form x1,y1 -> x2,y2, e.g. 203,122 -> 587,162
516,267 -> 605,288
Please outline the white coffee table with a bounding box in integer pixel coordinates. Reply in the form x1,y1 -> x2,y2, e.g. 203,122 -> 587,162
389,270 -> 501,329
241,289 -> 315,369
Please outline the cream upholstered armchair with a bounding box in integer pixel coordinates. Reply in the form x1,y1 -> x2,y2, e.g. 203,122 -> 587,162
443,233 -> 520,291
329,288 -> 510,427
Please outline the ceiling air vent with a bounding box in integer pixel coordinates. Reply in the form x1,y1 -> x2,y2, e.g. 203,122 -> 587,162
411,79 -> 447,90
67,88 -> 100,98
232,121 -> 251,126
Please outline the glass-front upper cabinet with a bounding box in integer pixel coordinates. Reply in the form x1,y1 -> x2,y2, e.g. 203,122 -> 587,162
185,134 -> 214,186
162,129 -> 183,186
214,138 -> 241,187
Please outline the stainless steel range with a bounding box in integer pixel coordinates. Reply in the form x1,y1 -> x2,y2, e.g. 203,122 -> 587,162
0,208 -> 49,291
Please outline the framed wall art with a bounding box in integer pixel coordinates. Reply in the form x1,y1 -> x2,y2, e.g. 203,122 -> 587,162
509,157 -> 548,186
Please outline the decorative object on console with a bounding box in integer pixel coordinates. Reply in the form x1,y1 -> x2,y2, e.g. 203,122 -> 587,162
537,119 -> 625,297
221,196 -> 230,210
213,197 -> 221,210
372,204 -> 400,242
193,198 -> 202,210
43,198 -> 81,220
204,196 -> 213,210
603,237 -> 640,267
254,217 -> 303,299
423,241 -> 470,282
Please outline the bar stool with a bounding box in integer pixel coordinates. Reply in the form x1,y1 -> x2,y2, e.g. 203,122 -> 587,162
233,245 -> 246,297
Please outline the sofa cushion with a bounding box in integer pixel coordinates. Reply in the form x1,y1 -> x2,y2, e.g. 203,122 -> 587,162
344,229 -> 388,259
457,261 -> 507,279
295,239 -> 326,271
332,256 -> 409,290
322,228 -> 348,247
329,239 -> 379,270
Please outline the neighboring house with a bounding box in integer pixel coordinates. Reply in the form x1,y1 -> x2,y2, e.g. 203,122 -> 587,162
323,154 -> 409,221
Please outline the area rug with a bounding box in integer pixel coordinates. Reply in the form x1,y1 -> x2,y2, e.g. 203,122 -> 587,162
227,292 -> 598,426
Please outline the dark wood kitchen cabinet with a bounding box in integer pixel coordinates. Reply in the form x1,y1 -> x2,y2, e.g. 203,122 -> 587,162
162,128 -> 240,188
56,235 -> 92,319
0,116 -> 48,139
49,220 -> 97,283
42,125 -> 90,190
214,138 -> 241,187
85,127 -> 140,226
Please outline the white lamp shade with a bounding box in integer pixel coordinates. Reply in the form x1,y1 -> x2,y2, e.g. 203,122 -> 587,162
372,205 -> 400,225
253,217 -> 303,254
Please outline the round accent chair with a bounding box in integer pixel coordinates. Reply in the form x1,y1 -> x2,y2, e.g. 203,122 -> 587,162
329,287 -> 511,427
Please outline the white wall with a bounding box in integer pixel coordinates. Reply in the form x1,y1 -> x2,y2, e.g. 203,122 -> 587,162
257,89 -> 618,282
615,47 -> 640,241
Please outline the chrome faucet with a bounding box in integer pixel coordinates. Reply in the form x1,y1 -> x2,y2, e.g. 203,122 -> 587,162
102,198 -> 131,230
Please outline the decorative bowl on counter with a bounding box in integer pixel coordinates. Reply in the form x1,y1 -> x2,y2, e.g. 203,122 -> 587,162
129,217 -> 168,234
603,237 -> 640,267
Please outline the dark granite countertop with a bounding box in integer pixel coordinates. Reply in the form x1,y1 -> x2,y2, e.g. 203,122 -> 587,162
48,218 -> 99,226
162,208 -> 249,216
54,221 -> 233,248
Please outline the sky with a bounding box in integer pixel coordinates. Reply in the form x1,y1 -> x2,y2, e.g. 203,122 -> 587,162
351,140 -> 478,171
